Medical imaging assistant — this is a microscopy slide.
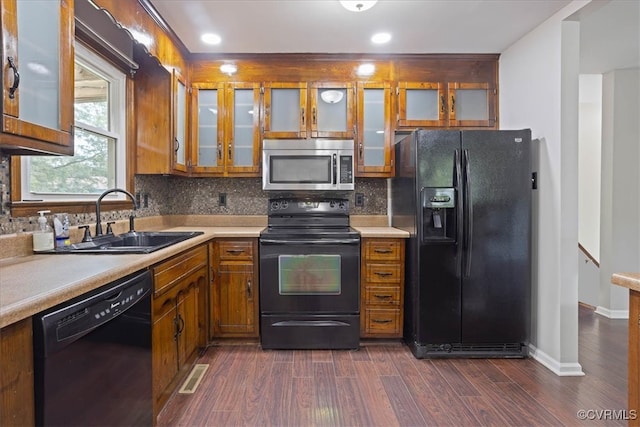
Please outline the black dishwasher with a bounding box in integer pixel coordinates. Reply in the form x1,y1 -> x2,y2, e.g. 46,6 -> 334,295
33,270 -> 152,427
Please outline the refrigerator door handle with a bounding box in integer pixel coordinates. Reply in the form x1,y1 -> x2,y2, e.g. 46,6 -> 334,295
463,149 -> 473,278
454,149 -> 463,277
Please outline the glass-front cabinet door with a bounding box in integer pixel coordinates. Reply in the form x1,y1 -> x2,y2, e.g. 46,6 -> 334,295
356,82 -> 393,176
447,82 -> 495,127
1,0 -> 74,154
309,82 -> 355,139
191,83 -> 225,173
172,70 -> 189,173
224,82 -> 261,175
397,82 -> 445,128
191,82 -> 261,175
262,82 -> 308,139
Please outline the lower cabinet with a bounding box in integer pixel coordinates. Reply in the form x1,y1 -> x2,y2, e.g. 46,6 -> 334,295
360,238 -> 406,338
210,239 -> 259,338
151,245 -> 208,417
0,318 -> 35,426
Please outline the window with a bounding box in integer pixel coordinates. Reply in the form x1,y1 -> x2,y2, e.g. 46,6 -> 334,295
20,42 -> 127,201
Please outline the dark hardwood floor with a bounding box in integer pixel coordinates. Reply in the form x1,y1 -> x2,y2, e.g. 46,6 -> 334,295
158,305 -> 628,426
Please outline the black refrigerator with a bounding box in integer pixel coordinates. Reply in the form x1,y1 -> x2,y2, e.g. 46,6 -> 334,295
391,129 -> 533,358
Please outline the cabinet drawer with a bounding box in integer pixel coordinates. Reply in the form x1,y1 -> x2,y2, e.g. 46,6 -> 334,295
364,263 -> 402,283
217,241 -> 254,260
154,246 -> 208,297
364,240 -> 403,261
363,308 -> 402,335
363,287 -> 401,306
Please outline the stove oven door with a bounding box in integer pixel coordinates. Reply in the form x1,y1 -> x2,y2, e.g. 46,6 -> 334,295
259,236 -> 360,314
259,236 -> 361,349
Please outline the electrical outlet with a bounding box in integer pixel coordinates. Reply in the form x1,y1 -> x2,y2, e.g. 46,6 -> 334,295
219,193 -> 227,207
355,193 -> 364,207
135,192 -> 141,207
143,194 -> 149,208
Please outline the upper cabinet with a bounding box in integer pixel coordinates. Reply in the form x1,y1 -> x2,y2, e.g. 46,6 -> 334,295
397,80 -> 495,129
172,69 -> 189,174
191,82 -> 261,176
0,0 -> 74,155
262,81 -> 355,140
356,81 -> 393,176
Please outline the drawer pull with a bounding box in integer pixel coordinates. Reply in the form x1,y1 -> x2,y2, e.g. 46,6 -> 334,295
372,319 -> 393,324
374,248 -> 392,253
375,272 -> 393,277
373,294 -> 393,300
226,249 -> 245,254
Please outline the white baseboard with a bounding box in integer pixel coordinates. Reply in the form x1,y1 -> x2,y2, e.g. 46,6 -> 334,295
529,344 -> 585,376
595,306 -> 629,319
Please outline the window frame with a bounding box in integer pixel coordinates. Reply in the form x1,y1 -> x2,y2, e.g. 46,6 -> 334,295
10,42 -> 136,218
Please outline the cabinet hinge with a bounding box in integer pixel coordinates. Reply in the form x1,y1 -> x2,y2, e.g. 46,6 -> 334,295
493,88 -> 497,95
260,86 -> 265,94
395,87 -> 399,96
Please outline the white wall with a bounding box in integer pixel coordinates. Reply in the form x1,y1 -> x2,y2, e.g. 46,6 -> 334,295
578,74 -> 602,262
597,68 -> 640,319
499,0 -> 589,376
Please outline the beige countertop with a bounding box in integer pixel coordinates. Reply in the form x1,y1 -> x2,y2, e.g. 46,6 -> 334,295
0,220 -> 407,329
612,273 -> 640,292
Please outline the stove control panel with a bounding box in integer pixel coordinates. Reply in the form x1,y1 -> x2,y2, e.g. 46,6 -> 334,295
268,198 -> 349,215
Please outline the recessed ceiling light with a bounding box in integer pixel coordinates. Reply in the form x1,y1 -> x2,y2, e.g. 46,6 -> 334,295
371,32 -> 391,44
201,33 -> 221,45
220,63 -> 237,75
357,63 -> 375,76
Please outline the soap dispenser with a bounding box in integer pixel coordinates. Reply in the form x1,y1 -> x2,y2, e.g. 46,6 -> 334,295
33,210 -> 54,251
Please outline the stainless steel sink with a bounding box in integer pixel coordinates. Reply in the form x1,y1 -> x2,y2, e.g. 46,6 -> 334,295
40,231 -> 204,254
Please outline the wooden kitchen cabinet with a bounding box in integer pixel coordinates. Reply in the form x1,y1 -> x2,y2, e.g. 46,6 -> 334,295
356,81 -> 393,177
151,245 -> 207,416
0,318 -> 35,426
135,50 -> 190,175
210,239 -> 259,338
190,82 -> 261,176
397,81 -> 495,129
629,289 -> 640,425
0,0 -> 74,155
360,238 -> 405,338
262,81 -> 355,139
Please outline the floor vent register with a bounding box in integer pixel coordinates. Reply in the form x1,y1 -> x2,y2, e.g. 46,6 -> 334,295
178,364 -> 209,394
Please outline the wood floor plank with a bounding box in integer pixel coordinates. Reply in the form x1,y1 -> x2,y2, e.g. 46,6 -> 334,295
157,305 -> 628,427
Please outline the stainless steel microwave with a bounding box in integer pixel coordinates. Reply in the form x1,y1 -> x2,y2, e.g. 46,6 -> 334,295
262,139 -> 355,191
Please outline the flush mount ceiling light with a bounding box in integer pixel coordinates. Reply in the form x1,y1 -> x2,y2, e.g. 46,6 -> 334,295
339,0 -> 377,12
220,63 -> 237,75
320,90 -> 344,104
201,33 -> 221,45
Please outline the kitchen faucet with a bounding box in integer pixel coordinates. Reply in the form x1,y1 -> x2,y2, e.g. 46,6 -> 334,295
95,188 -> 138,237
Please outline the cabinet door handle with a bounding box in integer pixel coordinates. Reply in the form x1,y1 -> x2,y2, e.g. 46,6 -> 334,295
217,143 -> 222,160
301,107 -> 305,127
440,95 -> 445,114
226,249 -> 245,254
228,143 -> 232,159
372,319 -> 393,324
7,57 -> 20,99
247,279 -> 252,299
374,271 -> 393,277
359,143 -> 363,157
373,294 -> 393,300
312,107 -> 316,125
451,95 -> 455,113
174,137 -> 180,153
374,248 -> 392,254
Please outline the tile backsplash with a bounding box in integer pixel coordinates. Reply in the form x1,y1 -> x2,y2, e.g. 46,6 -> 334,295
0,153 -> 387,235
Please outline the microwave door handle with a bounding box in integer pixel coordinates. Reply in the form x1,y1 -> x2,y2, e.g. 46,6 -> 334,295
333,154 -> 337,185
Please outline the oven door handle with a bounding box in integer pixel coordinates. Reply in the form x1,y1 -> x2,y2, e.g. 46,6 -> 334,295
260,238 -> 360,245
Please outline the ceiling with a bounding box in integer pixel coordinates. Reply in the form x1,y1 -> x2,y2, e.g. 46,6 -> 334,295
147,0 -> 573,55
